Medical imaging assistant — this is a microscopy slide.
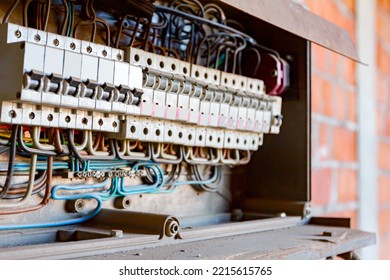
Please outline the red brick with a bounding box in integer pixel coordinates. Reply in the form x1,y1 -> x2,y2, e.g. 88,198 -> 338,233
386,111 -> 390,137
322,1 -> 340,23
338,169 -> 358,203
378,141 -> 390,169
377,109 -> 385,136
379,237 -> 390,260
333,87 -> 348,121
341,56 -> 356,86
343,0 -> 355,14
333,127 -> 357,161
311,168 -> 333,206
376,75 -> 387,104
318,123 -> 331,160
377,44 -> 390,76
323,80 -> 333,116
379,209 -> 390,235
379,0 -> 390,14
312,44 -> 329,72
348,91 -> 357,122
329,52 -> 340,77
378,176 -> 390,204
311,75 -> 324,114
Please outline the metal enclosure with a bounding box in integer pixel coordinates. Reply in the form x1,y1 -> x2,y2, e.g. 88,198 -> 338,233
0,0 -> 375,259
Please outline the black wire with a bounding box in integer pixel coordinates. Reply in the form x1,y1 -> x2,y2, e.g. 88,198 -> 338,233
0,125 -> 18,199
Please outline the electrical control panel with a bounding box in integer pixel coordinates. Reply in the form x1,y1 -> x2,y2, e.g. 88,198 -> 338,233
0,0 -> 364,259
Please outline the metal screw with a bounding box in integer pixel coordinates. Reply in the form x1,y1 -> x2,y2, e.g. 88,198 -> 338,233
116,53 -> 122,61
8,110 -> 16,118
34,34 -> 41,42
28,112 -> 35,120
112,121 -> 118,128
65,116 -> 71,123
86,46 -> 93,53
70,42 -> 76,50
102,50 -> 107,57
53,39 -> 59,46
14,30 -> 21,38
98,119 -> 104,126
82,117 -> 88,125
47,114 -> 53,121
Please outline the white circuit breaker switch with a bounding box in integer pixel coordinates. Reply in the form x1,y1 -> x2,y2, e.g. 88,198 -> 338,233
40,106 -> 59,128
228,94 -> 241,130
97,45 -> 112,60
219,89 -> 231,129
96,58 -> 115,112
75,110 -> 92,130
63,51 -> 82,80
246,98 -> 258,132
112,48 -> 124,62
129,65 -> 143,90
205,128 -> 221,149
0,102 -> 21,125
152,90 -> 167,118
47,33 -> 66,49
81,54 -> 99,82
176,77 -> 191,122
112,61 -> 130,114
179,60 -> 191,77
223,131 -> 234,149
101,114 -> 120,133
79,54 -> 98,110
153,120 -> 165,142
21,104 -> 40,126
178,125 -> 190,146
0,41 -> 43,102
186,126 -> 196,147
198,82 -> 211,126
237,94 -> 250,131
58,108 -> 77,129
121,116 -> 141,140
81,41 -> 98,57
24,42 -> 45,73
208,86 -> 222,127
194,127 -> 206,147
262,110 -> 272,133
127,47 -> 145,66
44,46 -> 64,76
0,23 -> 28,43
139,87 -> 153,116
248,133 -> 259,151
27,28 -> 47,46
165,91 -> 178,120
163,121 -> 176,144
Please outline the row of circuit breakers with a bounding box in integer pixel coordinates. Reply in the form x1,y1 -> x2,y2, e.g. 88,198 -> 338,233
0,23 -> 283,159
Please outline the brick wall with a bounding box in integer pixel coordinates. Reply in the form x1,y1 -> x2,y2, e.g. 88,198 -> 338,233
376,0 -> 390,260
305,0 -> 390,259
305,0 -> 358,227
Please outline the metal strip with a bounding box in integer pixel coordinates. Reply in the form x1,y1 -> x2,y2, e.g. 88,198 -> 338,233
216,0 -> 360,62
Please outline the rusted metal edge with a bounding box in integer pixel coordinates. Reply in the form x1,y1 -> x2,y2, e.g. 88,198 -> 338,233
217,0 -> 360,62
